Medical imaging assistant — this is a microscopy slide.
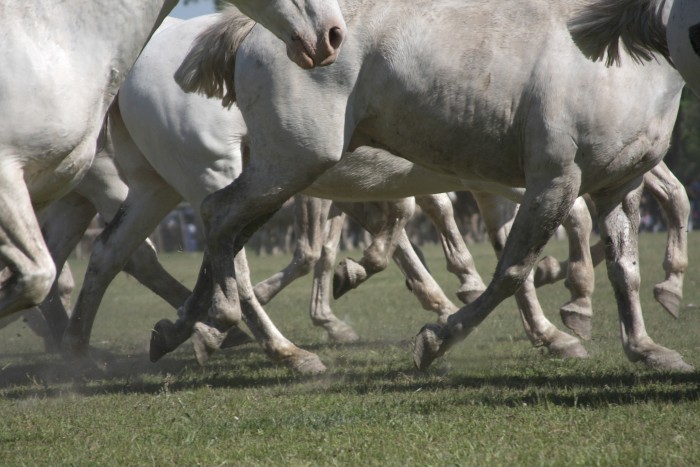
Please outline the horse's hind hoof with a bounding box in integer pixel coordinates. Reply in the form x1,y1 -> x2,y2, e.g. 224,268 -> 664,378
653,283 -> 682,319
149,319 -> 177,362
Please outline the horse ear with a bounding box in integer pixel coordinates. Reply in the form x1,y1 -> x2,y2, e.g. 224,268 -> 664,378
174,8 -> 255,108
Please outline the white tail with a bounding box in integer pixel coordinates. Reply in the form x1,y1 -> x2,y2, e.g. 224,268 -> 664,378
568,0 -> 670,66
174,7 -> 256,108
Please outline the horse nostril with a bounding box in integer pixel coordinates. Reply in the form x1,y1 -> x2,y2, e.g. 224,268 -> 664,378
328,26 -> 345,50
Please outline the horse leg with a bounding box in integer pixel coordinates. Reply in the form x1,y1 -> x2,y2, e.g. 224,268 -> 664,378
0,167 -> 56,318
592,181 -> 692,371
414,176 -> 583,370
391,229 -> 460,323
477,192 -> 587,358
253,195 -> 331,304
308,205 -> 360,342
194,144 -> 343,373
415,193 -> 487,304
557,196 -> 595,340
643,162 -> 688,318
332,198 -> 415,298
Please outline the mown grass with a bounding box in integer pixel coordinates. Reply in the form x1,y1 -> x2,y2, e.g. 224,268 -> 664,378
1,233 -> 700,465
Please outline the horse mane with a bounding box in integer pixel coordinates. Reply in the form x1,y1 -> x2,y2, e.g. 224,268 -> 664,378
174,6 -> 256,108
567,0 -> 670,67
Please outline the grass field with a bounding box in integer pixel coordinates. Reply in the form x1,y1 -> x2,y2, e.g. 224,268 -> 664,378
1,232 -> 700,465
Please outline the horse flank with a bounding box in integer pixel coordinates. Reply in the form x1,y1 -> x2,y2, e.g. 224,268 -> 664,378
568,0 -> 670,66
174,7 -> 255,108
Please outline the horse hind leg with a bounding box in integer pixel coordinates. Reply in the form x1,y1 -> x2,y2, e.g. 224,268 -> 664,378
557,196 -> 595,340
253,195 -> 331,304
416,193 -> 487,305
593,182 -> 692,372
332,198 -> 415,299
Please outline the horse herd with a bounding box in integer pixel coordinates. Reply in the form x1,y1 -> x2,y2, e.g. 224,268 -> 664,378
1,0 -> 699,376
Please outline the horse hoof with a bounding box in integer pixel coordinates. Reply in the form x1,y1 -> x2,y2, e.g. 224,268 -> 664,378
534,255 -> 563,287
327,321 -> 360,343
333,258 -> 364,299
642,347 -> 693,372
653,283 -> 682,319
279,349 -> 327,375
149,319 -> 177,363
548,334 -> 589,359
560,305 -> 592,341
413,323 -> 446,371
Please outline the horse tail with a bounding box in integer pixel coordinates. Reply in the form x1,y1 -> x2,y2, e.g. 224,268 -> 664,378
567,0 -> 670,66
174,7 -> 256,108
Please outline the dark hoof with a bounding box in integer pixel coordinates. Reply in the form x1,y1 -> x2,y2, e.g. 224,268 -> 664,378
333,260 -> 353,299
149,319 -> 178,363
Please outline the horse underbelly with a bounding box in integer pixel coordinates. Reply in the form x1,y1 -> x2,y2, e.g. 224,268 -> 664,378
24,143 -> 95,208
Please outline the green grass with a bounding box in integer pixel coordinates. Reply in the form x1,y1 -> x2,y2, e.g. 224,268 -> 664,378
2,233 -> 700,465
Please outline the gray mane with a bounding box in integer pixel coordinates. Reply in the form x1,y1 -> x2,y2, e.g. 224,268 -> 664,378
568,0 -> 670,66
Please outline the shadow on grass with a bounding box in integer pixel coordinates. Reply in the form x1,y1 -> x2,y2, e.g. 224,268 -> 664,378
2,337 -> 699,408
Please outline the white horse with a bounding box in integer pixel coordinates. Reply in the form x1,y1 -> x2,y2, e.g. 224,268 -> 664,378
568,0 -> 700,98
177,0 -> 691,372
0,0 -> 177,320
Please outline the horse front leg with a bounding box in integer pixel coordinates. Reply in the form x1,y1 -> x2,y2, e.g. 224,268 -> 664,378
643,162 -> 689,318
332,198 -> 415,298
414,179 -> 581,370
593,181 -> 693,372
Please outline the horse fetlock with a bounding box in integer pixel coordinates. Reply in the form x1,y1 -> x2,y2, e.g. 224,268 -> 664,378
534,255 -> 565,287
192,321 -> 227,366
